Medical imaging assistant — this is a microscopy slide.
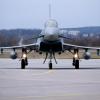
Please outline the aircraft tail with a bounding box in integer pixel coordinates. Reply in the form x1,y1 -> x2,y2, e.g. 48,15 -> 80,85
49,4 -> 51,19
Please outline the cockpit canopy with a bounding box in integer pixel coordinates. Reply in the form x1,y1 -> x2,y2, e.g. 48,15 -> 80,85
45,19 -> 58,28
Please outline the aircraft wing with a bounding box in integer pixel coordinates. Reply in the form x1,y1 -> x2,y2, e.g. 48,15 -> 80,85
0,34 -> 44,50
63,43 -> 100,50
0,43 -> 38,50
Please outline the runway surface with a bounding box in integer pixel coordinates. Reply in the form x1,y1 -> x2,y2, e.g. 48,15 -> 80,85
0,59 -> 100,100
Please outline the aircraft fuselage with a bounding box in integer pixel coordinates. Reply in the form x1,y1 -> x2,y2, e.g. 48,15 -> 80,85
39,40 -> 62,52
39,19 -> 63,52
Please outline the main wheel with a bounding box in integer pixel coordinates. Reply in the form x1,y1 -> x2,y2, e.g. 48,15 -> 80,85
49,62 -> 52,69
75,60 -> 79,69
21,59 -> 25,69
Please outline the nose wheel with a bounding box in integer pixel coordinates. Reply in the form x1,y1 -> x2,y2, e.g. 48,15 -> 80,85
43,51 -> 57,69
49,62 -> 52,69
49,52 -> 53,69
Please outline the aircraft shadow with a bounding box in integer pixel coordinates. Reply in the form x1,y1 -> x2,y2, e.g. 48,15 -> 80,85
28,67 -> 100,70
0,68 -> 21,69
0,67 -> 100,70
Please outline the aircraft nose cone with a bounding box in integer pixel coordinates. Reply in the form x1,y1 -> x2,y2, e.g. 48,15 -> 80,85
48,29 -> 55,35
44,27 -> 59,41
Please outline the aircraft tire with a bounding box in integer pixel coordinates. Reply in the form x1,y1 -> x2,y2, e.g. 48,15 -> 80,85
49,62 -> 52,69
75,60 -> 79,69
21,59 -> 25,69
72,58 -> 75,66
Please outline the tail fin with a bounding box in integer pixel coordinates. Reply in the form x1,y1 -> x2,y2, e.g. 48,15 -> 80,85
49,4 -> 51,19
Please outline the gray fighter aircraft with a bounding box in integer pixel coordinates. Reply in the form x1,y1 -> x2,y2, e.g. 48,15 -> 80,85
0,18 -> 100,69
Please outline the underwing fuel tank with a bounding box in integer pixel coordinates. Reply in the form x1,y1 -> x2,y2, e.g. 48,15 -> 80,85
83,51 -> 91,60
97,49 -> 100,56
10,51 -> 17,59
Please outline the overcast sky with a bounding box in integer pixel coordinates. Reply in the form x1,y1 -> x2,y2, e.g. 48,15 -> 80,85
0,0 -> 100,29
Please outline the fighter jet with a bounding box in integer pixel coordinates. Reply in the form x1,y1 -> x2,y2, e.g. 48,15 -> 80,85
0,4 -> 100,69
0,18 -> 100,69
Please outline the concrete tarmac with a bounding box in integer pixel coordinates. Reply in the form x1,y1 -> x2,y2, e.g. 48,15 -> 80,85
0,59 -> 100,100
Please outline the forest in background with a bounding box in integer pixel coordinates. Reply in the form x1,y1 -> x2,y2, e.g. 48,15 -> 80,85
0,26 -> 100,47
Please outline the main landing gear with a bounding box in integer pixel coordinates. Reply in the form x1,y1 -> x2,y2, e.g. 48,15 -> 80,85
21,48 -> 28,69
72,49 -> 79,69
21,57 -> 28,69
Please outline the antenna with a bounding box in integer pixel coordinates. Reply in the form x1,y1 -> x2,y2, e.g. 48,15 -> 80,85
49,4 -> 51,19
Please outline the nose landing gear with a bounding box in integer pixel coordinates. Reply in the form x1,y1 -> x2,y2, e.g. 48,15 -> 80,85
43,51 -> 57,69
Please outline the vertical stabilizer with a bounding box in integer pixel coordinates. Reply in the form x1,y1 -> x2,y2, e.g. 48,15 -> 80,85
49,4 -> 51,19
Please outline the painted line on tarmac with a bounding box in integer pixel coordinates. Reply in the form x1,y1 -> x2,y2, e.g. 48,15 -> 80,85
0,70 -> 54,81
31,70 -> 54,76
15,93 -> 100,99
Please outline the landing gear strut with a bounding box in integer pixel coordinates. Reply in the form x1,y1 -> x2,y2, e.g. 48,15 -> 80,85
49,52 -> 53,69
43,51 -> 57,69
73,49 -> 79,69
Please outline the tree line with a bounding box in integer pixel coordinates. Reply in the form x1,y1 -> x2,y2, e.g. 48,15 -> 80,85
0,27 -> 100,47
